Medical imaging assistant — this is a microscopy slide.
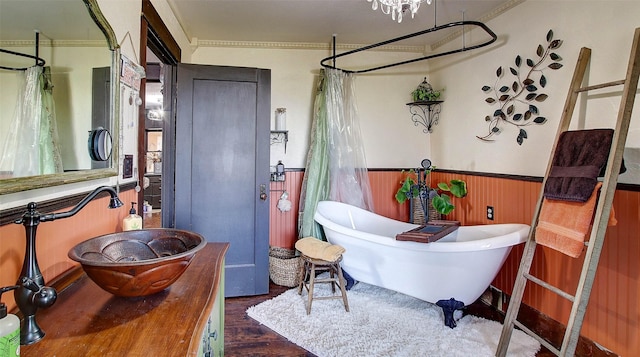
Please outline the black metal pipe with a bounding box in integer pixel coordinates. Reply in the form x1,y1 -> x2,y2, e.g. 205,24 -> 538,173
319,20 -> 498,74
13,186 -> 123,345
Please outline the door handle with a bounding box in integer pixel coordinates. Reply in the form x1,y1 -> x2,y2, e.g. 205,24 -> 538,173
259,184 -> 267,201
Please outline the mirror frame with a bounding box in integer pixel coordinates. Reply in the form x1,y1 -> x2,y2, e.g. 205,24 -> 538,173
0,0 -> 120,195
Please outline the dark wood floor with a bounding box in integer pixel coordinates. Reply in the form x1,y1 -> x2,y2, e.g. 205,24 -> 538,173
224,281 -> 554,357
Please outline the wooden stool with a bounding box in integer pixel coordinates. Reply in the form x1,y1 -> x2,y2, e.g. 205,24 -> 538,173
297,254 -> 349,315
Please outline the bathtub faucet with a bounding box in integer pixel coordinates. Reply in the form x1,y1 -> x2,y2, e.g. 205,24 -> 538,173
13,186 -> 123,345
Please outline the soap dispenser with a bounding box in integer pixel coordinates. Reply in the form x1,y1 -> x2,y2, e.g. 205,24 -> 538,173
0,286 -> 20,357
123,202 -> 142,231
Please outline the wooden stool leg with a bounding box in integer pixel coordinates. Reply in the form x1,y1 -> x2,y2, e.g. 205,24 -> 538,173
306,262 -> 316,315
297,258 -> 308,295
329,264 -> 336,293
336,264 -> 350,312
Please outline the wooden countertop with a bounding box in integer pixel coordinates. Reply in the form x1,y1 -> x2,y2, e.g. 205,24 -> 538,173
21,242 -> 229,357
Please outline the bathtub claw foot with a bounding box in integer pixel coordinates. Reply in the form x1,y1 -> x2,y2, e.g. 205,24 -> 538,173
343,269 -> 357,290
436,298 -> 465,328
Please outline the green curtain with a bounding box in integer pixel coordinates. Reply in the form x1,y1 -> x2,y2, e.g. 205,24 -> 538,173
298,70 -> 329,239
297,68 -> 375,240
39,66 -> 64,174
0,66 -> 63,177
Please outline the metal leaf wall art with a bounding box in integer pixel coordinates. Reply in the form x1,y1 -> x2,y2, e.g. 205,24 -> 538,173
478,30 -> 563,145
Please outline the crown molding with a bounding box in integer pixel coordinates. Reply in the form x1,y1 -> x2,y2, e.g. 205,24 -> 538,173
0,40 -> 108,48
429,0 -> 525,51
195,39 -> 425,53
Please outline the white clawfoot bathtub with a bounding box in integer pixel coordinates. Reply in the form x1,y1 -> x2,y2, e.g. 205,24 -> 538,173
313,201 -> 530,307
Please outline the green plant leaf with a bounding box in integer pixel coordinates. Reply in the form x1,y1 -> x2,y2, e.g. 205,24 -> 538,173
449,180 -> 468,198
432,194 -> 454,215
394,175 -> 416,204
437,182 -> 450,191
395,191 -> 408,204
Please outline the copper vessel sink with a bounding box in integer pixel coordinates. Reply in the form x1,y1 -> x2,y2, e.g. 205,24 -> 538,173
68,229 -> 207,297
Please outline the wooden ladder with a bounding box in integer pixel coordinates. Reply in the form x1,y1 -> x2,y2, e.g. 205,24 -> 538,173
496,27 -> 640,357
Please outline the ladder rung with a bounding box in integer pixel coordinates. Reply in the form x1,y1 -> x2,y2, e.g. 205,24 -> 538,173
576,79 -> 625,92
514,320 -> 561,356
524,273 -> 575,302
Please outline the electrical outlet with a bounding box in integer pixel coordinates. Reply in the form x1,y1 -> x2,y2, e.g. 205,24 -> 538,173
487,206 -> 494,220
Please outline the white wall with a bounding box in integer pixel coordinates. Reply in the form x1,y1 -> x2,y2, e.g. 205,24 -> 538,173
3,0 -> 639,210
429,0 -> 640,183
191,46 -> 434,169
0,45 -> 111,172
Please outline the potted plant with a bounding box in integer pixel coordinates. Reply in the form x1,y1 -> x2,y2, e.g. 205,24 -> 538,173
430,179 -> 468,215
411,77 -> 442,102
395,165 -> 467,218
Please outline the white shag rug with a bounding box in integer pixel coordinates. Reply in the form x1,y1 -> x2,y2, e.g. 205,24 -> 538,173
247,281 -> 540,357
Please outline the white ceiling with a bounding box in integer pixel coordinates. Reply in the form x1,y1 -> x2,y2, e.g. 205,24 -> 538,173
166,0 -> 519,48
0,0 -> 106,42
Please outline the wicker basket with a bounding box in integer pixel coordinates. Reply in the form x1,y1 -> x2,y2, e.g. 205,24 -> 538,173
269,246 -> 302,287
411,197 -> 441,225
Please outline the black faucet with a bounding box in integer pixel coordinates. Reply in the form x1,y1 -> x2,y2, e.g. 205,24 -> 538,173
13,186 -> 123,345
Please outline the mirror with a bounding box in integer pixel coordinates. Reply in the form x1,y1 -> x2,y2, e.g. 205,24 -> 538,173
0,0 -> 119,195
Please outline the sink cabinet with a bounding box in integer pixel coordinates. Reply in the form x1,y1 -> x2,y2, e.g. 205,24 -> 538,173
21,243 -> 229,356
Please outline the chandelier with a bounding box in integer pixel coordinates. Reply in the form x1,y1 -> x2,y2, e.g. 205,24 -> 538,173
367,0 -> 432,23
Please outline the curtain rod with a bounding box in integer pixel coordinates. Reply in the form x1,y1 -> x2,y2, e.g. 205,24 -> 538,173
0,31 -> 46,71
320,20 -> 497,74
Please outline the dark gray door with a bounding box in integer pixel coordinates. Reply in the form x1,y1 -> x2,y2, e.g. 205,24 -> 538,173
174,64 -> 270,297
91,67 -> 110,169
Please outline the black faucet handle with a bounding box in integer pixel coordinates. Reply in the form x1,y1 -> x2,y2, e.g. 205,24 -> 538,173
20,277 -> 41,292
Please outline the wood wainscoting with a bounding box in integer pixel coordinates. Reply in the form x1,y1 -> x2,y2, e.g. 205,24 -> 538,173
268,169 -> 639,356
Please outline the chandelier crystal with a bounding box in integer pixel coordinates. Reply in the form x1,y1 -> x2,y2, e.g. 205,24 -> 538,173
367,0 -> 432,23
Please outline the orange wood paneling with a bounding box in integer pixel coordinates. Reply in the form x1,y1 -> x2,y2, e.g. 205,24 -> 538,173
269,170 -> 639,355
268,170 -> 410,249
431,171 -> 640,356
0,189 -> 136,311
368,171 -> 411,221
2,173 -> 637,355
269,171 -> 304,249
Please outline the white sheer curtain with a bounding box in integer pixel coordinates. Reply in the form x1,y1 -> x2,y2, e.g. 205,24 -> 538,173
298,68 -> 374,238
0,66 -> 63,177
326,69 -> 374,210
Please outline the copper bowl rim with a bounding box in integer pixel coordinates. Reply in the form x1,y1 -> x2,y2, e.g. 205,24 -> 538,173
68,228 -> 207,267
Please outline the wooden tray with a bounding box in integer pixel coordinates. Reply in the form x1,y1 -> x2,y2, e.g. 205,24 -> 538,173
395,220 -> 460,243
